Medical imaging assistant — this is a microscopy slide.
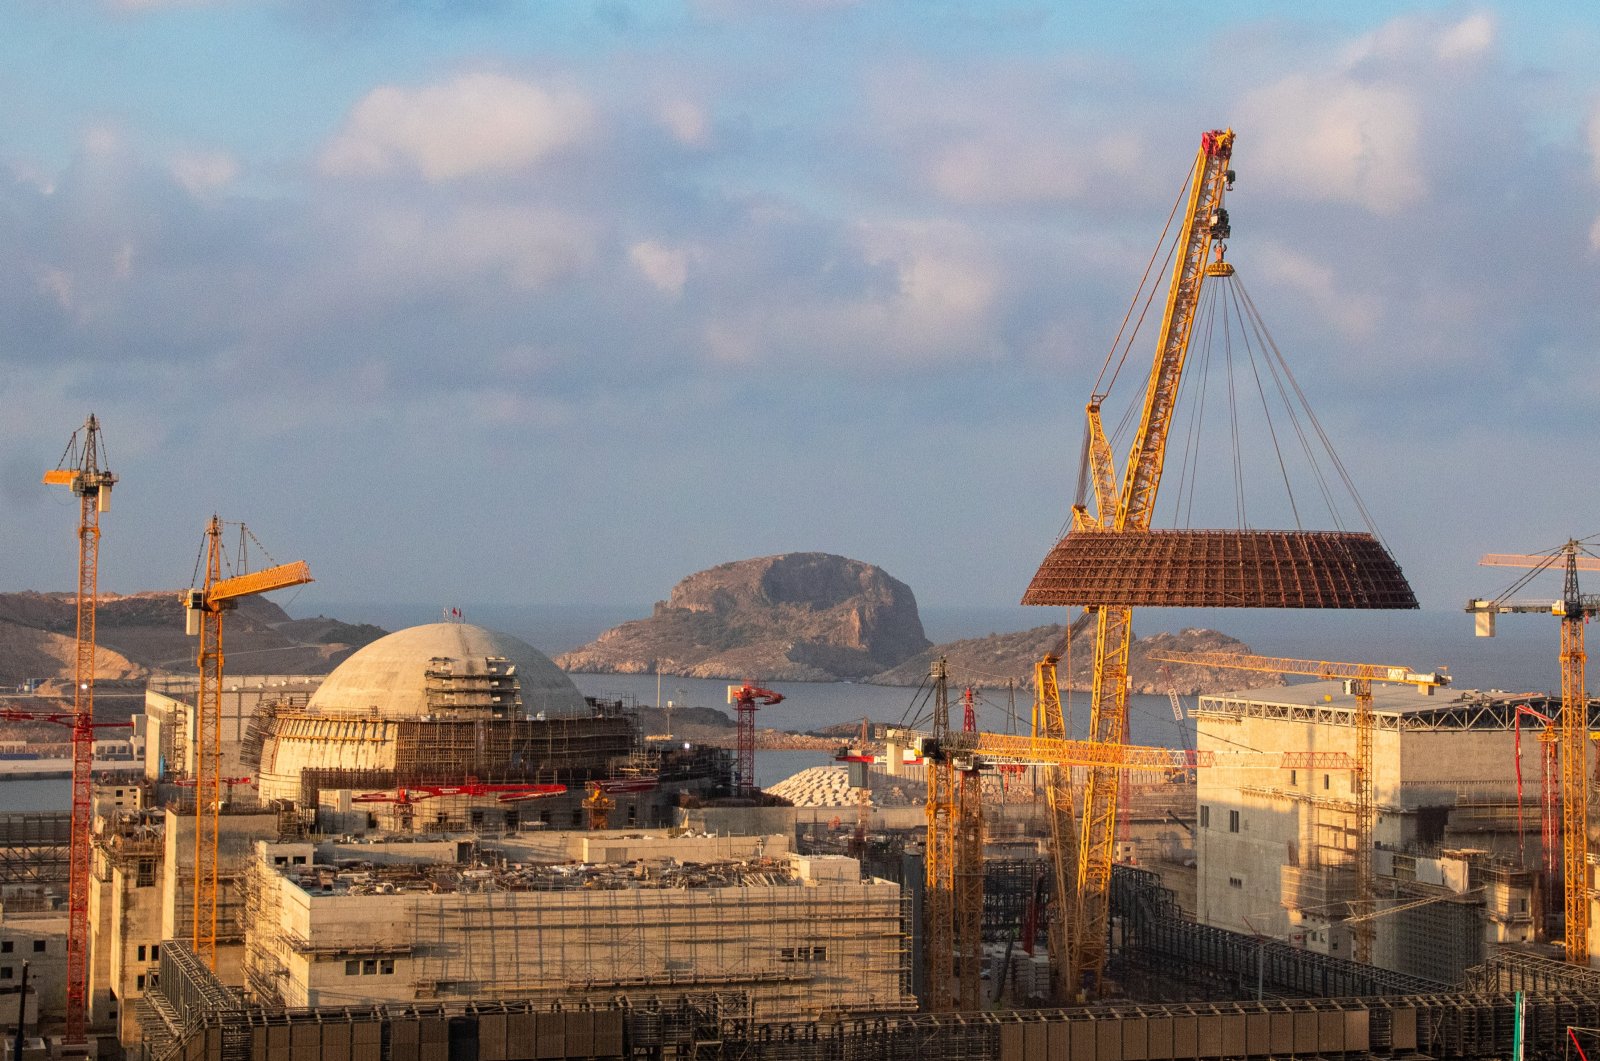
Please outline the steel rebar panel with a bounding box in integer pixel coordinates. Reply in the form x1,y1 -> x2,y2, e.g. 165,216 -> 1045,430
1022,530 -> 1418,609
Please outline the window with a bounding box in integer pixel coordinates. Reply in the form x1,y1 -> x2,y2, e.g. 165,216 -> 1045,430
1199,806 -> 1210,829
778,946 -> 827,962
345,960 -> 360,976
1228,810 -> 1240,833
291,856 -> 307,866
1323,774 -> 1330,790
151,945 -> 160,961
362,959 -> 377,975
274,856 -> 288,867
379,959 -> 394,975
0,967 -> 10,980
137,945 -> 146,962
137,859 -> 156,888
1289,769 -> 1297,787
136,974 -> 146,990
0,941 -> 11,954
1228,876 -> 1244,889
31,940 -> 44,953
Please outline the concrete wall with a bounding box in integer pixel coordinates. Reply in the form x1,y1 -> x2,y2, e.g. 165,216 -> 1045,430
0,913 -> 66,1029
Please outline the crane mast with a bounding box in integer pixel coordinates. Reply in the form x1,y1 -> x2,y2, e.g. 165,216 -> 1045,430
923,660 -> 956,1010
41,414 -> 116,1048
184,519 -> 312,969
1066,128 -> 1235,998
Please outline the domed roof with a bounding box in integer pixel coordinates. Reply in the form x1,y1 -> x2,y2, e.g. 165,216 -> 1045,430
307,622 -> 588,719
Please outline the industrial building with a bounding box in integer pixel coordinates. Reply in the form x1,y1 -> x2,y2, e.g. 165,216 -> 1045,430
1194,680 -> 1585,982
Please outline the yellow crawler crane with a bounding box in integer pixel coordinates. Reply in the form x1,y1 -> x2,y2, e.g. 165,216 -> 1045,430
1469,541 -> 1600,964
1149,650 -> 1449,964
1049,129 -> 1236,1000
183,518 -> 312,969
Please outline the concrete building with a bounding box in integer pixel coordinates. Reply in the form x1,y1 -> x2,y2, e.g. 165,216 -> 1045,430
0,910 -> 65,1034
1195,681 -> 1560,981
241,833 -> 912,1022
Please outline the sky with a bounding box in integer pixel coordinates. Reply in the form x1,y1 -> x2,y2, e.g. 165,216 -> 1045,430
3,0 -> 1599,626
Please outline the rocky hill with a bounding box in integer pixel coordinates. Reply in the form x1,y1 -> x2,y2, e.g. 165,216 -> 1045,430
556,553 -> 932,682
0,590 -> 386,687
870,625 -> 1282,695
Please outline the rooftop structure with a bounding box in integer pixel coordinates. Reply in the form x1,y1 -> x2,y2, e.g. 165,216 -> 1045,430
1022,530 -> 1418,609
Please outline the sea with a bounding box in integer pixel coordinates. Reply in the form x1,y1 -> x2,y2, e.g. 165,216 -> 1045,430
0,604 -> 1559,813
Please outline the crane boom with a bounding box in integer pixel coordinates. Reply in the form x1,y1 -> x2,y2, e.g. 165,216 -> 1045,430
1150,650 -> 1448,689
1482,553 -> 1600,571
207,561 -> 313,604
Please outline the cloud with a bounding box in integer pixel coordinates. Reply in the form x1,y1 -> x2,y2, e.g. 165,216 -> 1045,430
1238,76 -> 1425,214
629,241 -> 695,296
657,99 -> 711,148
169,150 -> 240,196
320,72 -> 595,182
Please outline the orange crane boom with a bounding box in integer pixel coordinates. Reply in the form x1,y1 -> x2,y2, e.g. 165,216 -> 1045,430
42,414 -> 116,1048
183,518 -> 312,969
1468,541 -> 1599,964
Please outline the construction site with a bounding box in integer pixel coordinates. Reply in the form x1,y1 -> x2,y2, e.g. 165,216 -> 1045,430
6,126 -> 1600,1061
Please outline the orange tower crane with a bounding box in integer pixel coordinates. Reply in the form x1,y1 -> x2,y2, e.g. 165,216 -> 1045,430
42,414 -> 116,1048
1468,541 -> 1600,964
1151,650 -> 1449,964
182,517 -> 312,969
727,682 -> 784,798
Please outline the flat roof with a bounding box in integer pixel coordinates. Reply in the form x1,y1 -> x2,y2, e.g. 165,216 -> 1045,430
1198,681 -> 1586,732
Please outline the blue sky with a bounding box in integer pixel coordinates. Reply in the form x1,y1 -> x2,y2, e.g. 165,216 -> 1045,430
3,0 -> 1599,627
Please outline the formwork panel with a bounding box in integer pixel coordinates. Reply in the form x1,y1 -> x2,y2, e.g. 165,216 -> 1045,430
507,1012 -> 535,1058
1000,1023 -> 1026,1061
566,1010 -> 595,1056
1170,1017 -> 1197,1059
1194,1015 -> 1221,1058
1218,1015 -> 1244,1056
1244,1013 -> 1270,1055
1145,1016 -> 1173,1060
1049,1020 -> 1070,1061
1391,1008 -> 1418,1051
1293,1012 -> 1318,1054
1030,1024 -> 1056,1061
1269,1012 -> 1293,1055
479,1014 -> 509,1061
1345,1009 -> 1371,1053
1318,1011 -> 1344,1053
595,1010 -> 624,1057
1122,1016 -> 1148,1061
535,1012 -> 565,1059
1096,1019 -> 1123,1061
322,1023 -> 352,1061
1071,1020 -> 1097,1061
1025,1022 -> 1049,1061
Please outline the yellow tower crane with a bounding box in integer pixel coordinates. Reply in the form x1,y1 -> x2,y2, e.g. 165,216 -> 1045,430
918,654 -> 1211,1009
1150,650 -> 1449,964
182,517 -> 312,969
1468,541 -> 1600,964
42,414 -> 116,1048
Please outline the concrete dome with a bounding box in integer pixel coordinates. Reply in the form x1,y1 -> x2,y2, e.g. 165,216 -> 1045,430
307,622 -> 588,719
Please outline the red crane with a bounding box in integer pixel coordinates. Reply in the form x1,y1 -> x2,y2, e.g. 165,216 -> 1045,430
727,682 -> 784,797
41,415 -> 115,1048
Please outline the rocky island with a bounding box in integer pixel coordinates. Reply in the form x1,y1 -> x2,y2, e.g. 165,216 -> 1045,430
557,553 -> 1279,695
556,553 -> 931,682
